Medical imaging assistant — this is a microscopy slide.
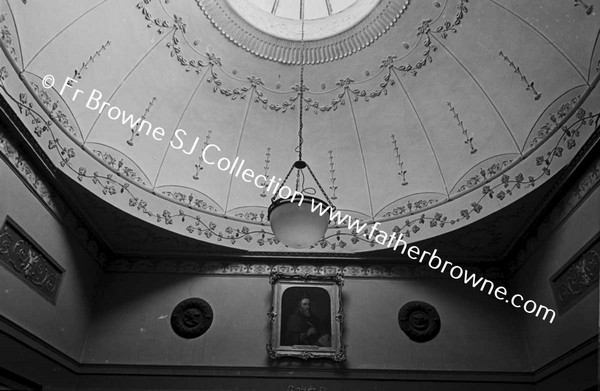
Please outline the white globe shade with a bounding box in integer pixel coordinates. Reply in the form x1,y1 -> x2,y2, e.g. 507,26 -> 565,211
268,195 -> 331,249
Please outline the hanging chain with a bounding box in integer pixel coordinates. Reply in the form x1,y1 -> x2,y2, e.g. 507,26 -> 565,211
295,169 -> 301,192
297,0 -> 305,162
271,163 -> 296,203
270,1 -> 334,209
306,163 -> 335,209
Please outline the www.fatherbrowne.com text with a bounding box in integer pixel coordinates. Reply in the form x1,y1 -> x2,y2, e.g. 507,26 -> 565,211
47,74 -> 556,324
308,198 -> 556,324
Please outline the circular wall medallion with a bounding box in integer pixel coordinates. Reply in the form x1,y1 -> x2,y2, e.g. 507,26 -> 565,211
171,298 -> 214,339
398,301 -> 440,342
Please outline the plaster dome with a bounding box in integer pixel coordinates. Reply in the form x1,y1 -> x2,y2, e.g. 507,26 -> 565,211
0,0 -> 598,252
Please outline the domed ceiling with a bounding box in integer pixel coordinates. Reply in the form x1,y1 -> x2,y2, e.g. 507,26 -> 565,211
0,0 -> 598,253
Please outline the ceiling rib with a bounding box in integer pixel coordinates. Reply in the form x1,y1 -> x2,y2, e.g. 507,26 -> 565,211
393,69 -> 450,199
83,33 -> 170,144
487,0 -> 588,85
223,87 -> 255,214
587,30 -> 599,83
152,69 -> 210,189
326,0 -> 333,16
23,0 -> 109,71
271,0 -> 280,15
433,35 -> 523,155
347,89 -> 375,219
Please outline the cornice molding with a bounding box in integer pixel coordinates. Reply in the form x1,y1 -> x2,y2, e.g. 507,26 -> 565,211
0,98 -> 109,268
104,258 -> 507,280
508,140 -> 600,275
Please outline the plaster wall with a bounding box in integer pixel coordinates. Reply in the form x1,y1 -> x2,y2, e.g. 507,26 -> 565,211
83,269 -> 528,372
0,155 -> 101,362
509,165 -> 600,389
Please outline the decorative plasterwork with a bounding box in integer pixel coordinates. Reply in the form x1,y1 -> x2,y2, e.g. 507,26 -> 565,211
398,301 -> 441,342
1,51 -> 598,252
226,0 -> 379,40
447,101 -> 477,154
498,51 -> 542,101
551,238 -> 599,313
0,123 -> 108,267
105,258 -> 506,280
170,297 -> 214,338
573,0 -> 594,16
0,11 -> 22,67
0,217 -> 64,304
512,153 -> 600,271
72,41 -> 111,84
197,0 -> 411,64
1,1 -> 599,253
157,0 -> 470,113
452,155 -> 518,195
89,144 -> 151,186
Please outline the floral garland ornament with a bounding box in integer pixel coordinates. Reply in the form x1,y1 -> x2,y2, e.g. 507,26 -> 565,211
1,57 -> 599,252
141,0 -> 469,115
0,1 -> 598,252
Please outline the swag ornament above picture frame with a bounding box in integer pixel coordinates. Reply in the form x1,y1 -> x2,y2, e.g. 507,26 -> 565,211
266,272 -> 346,361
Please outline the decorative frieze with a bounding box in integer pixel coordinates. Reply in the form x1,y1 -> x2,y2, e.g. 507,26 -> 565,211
105,258 -> 506,280
0,217 -> 64,304
513,153 -> 600,272
0,117 -> 108,267
551,239 -> 599,313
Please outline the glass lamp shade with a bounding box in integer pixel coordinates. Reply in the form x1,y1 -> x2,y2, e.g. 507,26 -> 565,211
268,195 -> 331,249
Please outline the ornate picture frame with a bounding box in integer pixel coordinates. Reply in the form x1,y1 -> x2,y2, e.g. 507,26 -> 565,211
266,272 -> 345,361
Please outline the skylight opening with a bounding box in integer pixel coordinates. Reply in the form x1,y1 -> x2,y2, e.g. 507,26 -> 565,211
247,0 -> 359,20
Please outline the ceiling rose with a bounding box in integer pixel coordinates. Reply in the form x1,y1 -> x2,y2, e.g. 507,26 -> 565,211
198,0 -> 410,63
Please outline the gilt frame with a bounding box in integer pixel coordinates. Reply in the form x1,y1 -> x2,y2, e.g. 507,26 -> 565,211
266,272 -> 345,361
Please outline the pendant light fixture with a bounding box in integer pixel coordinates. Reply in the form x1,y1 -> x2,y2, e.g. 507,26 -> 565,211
267,0 -> 335,249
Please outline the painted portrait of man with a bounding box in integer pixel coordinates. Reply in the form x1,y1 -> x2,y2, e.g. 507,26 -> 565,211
280,287 -> 331,347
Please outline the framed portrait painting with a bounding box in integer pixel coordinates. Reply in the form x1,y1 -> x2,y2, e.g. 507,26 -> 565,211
266,272 -> 345,361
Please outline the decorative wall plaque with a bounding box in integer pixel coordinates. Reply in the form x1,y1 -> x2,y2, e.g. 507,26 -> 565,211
0,216 -> 64,304
551,238 -> 600,313
170,298 -> 214,339
398,301 -> 441,342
